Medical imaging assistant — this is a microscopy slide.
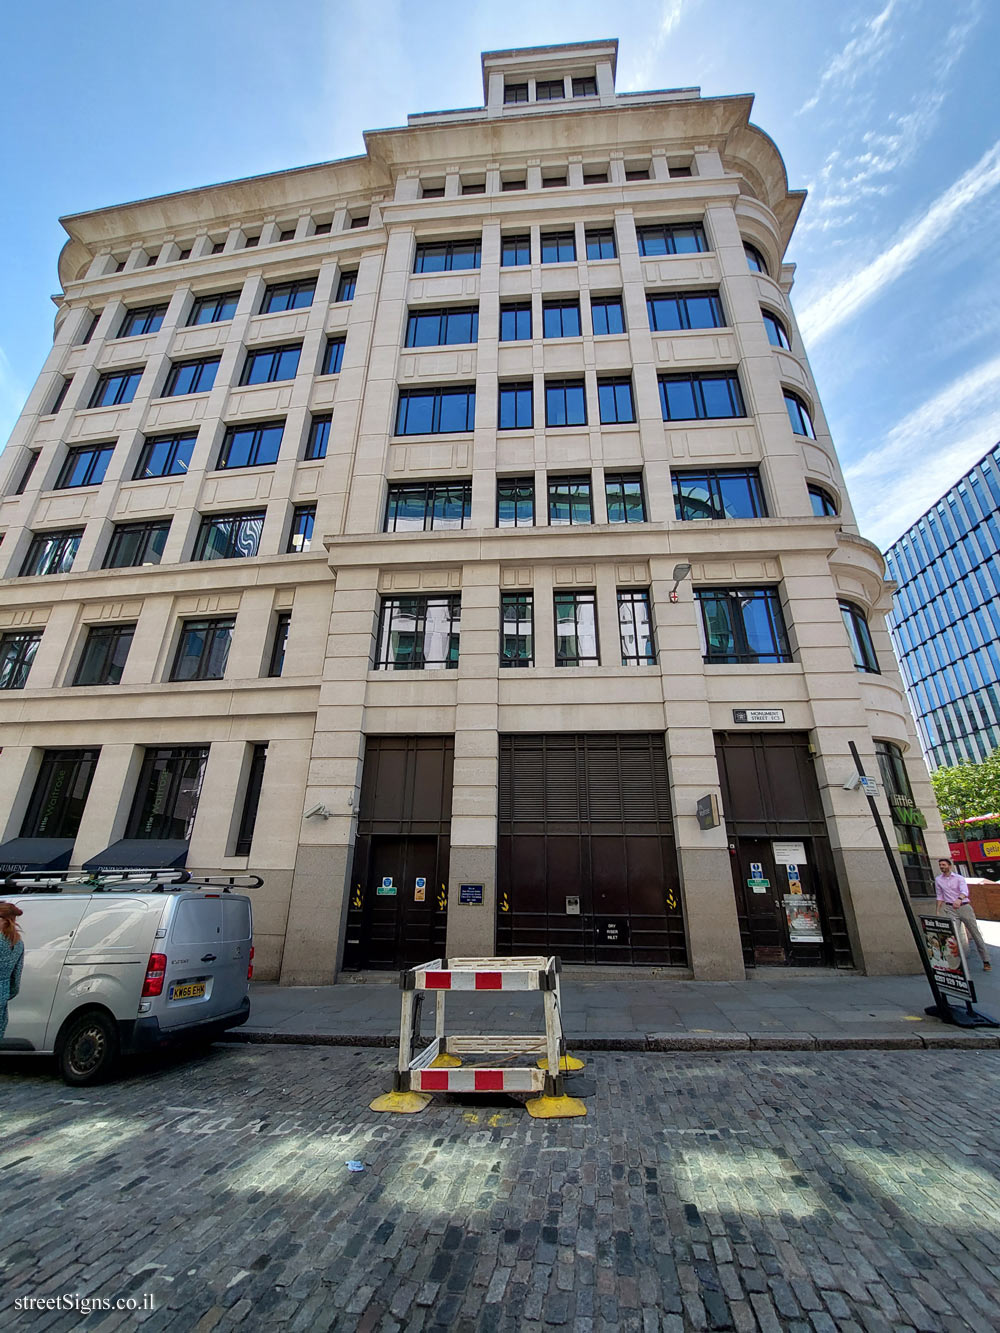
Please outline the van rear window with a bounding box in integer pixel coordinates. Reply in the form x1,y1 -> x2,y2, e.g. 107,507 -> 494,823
223,897 -> 252,941
170,899 -> 221,944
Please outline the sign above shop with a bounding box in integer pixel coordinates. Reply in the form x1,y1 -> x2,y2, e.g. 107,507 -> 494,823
732,708 -> 784,724
696,793 -> 720,829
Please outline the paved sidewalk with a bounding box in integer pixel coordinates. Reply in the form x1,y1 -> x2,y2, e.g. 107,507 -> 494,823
234,922 -> 1000,1052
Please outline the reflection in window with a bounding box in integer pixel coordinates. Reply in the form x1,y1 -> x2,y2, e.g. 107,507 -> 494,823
384,481 -> 472,532
659,373 -> 746,421
647,291 -> 724,331
20,749 -> 100,837
321,337 -> 346,374
695,587 -> 791,664
809,485 -> 838,517
395,386 -> 476,435
405,307 -> 478,347
89,369 -> 142,408
548,475 -> 592,525
375,596 -> 461,670
163,357 -> 220,396
500,592 -> 534,667
171,617 -> 236,681
217,422 -> 284,469
606,474 -> 646,523
673,468 -> 767,520
117,305 -> 167,338
193,511 -> 265,561
241,344 -> 301,385
784,391 -> 816,438
763,311 -> 791,348
0,630 -> 42,689
104,520 -> 170,568
554,591 -> 599,666
126,747 -> 210,840
497,477 -> 534,527
840,601 -> 879,673
134,432 -> 195,479
744,243 -> 768,274
56,444 -> 114,489
618,590 -> 656,665
20,530 -> 83,577
306,414 -> 331,460
287,505 -> 316,553
73,624 -> 135,685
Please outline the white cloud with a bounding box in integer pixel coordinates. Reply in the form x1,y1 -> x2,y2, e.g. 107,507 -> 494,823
798,138 -> 1000,345
619,0 -> 691,92
798,0 -> 901,114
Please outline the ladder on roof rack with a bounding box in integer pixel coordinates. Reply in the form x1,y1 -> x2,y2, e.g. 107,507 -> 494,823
2,870 -> 262,894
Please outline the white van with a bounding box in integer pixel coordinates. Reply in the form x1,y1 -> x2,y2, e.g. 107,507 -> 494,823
0,871 -> 255,1085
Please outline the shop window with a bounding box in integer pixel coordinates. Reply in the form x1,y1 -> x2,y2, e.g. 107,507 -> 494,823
125,747 -> 210,840
20,749 -> 100,837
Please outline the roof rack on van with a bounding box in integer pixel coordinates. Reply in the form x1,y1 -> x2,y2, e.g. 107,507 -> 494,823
2,870 -> 262,894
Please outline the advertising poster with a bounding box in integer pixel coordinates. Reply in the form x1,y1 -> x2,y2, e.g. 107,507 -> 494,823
919,915 -> 975,1002
782,894 -> 823,942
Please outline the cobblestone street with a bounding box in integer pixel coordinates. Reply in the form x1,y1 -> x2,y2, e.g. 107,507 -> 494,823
2,1045 -> 999,1332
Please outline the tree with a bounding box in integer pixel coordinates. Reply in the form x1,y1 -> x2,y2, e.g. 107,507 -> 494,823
931,750 -> 1000,866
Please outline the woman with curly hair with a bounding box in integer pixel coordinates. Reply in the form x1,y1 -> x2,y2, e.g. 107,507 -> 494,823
0,901 -> 24,1039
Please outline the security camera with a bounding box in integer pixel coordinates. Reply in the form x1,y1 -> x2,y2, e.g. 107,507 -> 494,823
305,802 -> 332,819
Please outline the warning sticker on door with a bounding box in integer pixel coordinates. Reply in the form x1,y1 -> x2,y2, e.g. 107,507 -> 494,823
414,877 -> 426,902
377,877 -> 396,896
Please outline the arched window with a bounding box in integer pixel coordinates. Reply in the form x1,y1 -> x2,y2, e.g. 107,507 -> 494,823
762,310 -> 790,349
839,601 -> 879,673
808,484 -> 837,517
784,390 -> 815,438
744,242 -> 768,274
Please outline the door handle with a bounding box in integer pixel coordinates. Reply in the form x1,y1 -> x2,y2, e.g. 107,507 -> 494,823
201,954 -> 217,963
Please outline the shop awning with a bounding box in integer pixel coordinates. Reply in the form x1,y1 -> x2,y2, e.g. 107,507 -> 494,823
82,840 -> 189,873
0,838 -> 76,873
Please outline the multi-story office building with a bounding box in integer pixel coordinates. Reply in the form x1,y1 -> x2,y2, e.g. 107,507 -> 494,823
886,441 -> 1000,772
0,40 -> 937,982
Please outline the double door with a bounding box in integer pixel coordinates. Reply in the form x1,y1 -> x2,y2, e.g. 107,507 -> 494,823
731,837 -> 829,966
345,835 -> 448,970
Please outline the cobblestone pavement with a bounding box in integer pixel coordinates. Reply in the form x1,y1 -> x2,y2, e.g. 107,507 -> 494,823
2,1046 -> 999,1333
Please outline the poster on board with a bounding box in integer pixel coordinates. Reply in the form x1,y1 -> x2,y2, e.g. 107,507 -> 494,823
919,915 -> 975,1002
783,894 -> 823,942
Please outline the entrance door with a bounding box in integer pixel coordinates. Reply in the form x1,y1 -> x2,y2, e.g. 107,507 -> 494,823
359,836 -> 445,969
731,837 -> 830,966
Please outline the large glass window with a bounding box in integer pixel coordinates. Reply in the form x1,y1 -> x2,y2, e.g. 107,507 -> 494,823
585,228 -> 616,260
241,344 -> 301,386
875,740 -> 933,897
501,234 -> 531,267
636,223 -> 708,256
88,369 -> 142,409
647,291 -> 724,331
413,240 -> 481,273
762,311 -> 791,348
171,617 -> 236,681
235,744 -> 268,856
503,83 -> 528,104
498,382 -> 534,430
73,624 -> 135,686
375,596 -> 461,670
336,272 -> 357,302
260,279 -> 315,313
554,591 -> 599,666
395,386 -> 476,435
597,377 -> 635,424
103,519 -> 170,568
548,475 -> 592,525
193,511 -> 265,561
784,391 -> 816,438
55,444 -> 114,489
673,468 -> 768,521
618,590 -> 656,665
187,291 -> 241,325
744,243 -> 768,274
695,587 -> 791,664
321,337 -> 346,374
287,505 -> 316,553
545,379 -> 587,427
808,484 -> 838,517
163,357 -> 220,396
500,592 -> 534,668
217,421 -> 284,469
605,474 -> 646,524
541,231 -> 576,264
542,300 -> 581,338
573,76 -> 597,97
840,601 -> 880,673
405,307 -> 478,347
20,749 -> 100,838
134,432 -> 195,479
0,630 -> 42,689
117,305 -> 167,338
497,477 -> 534,527
499,303 -> 532,341
20,530 -> 83,577
384,481 -> 472,532
659,372 -> 746,421
125,747 -> 210,841
306,414 -> 331,460
591,296 -> 625,335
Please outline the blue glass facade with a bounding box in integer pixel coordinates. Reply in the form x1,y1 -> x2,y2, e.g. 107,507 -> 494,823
885,441 -> 1000,769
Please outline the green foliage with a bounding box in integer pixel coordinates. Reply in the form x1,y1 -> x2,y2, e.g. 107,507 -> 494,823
931,750 -> 1000,834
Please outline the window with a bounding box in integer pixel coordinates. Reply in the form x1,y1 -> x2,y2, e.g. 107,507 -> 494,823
597,377 -> 635,424
763,311 -> 791,349
541,231 -> 576,264
647,290 -> 724,331
605,474 -> 646,524
585,228 -> 616,260
0,630 -> 42,689
501,234 -> 531,267
88,368 -> 142,408
126,747 -> 209,840
501,177 -> 526,192
73,623 -> 135,686
875,740 -> 932,897
554,591 -> 599,666
217,421 -> 284,470
504,82 -> 528,104
20,749 -> 99,838
104,519 -> 170,568
117,305 -> 167,338
375,596 -> 461,670
287,505 -> 315,553
321,336 -> 346,374
840,601 -> 879,673
79,310 -> 101,345
669,162 -> 693,178
20,529 -> 83,577
545,379 -> 587,427
542,173 -> 567,189
413,240 -> 481,273
241,344 -> 301,385
134,432 -> 195,479
625,164 -> 651,181
336,271 -> 357,301
210,240 -> 226,254
235,744 -> 268,855
573,76 -> 597,97
405,307 -> 478,347
583,168 -> 609,185
193,511 -> 265,561
672,468 -> 768,521
497,477 -> 534,527
306,414 -> 331,460
695,587 -> 791,664
56,443 -> 114,489
384,481 -> 472,532
498,382 -> 534,431
421,183 -> 445,199
313,221 -> 332,236
171,617 -> 235,681
13,452 -> 39,495
188,291 -> 241,325
279,228 -> 296,242
243,234 -> 259,248
808,484 -> 838,517
499,302 -> 532,341
659,372 -> 746,421
548,475 -> 592,525
260,279 -> 315,314
744,243 -> 768,274
501,593 -> 534,667
542,300 -> 581,338
268,612 -> 291,677
48,377 -> 72,414
590,296 -> 625,335
784,391 -> 816,438
163,356 -> 220,396
535,79 -> 565,100
636,223 -> 708,256
395,386 -> 476,435
618,590 -> 656,665
350,214 -> 369,229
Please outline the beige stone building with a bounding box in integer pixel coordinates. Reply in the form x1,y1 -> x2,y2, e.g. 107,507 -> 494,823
0,40 -> 941,983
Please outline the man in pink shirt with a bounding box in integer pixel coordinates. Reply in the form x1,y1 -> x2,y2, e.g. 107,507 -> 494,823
935,858 -> 992,970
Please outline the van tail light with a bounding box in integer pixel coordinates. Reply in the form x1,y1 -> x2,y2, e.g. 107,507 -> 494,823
142,953 -> 167,997
247,946 -> 255,981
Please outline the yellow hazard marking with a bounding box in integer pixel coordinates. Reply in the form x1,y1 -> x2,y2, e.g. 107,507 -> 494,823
462,1110 -> 517,1127
526,1094 -> 587,1119
370,1091 -> 432,1114
500,892 -> 510,912
666,890 -> 677,909
437,886 -> 448,911
536,1054 -> 585,1072
429,1053 -> 462,1068
351,884 -> 363,910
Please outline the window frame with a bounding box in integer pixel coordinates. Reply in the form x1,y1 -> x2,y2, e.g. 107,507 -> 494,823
336,271 -> 357,302
216,421 -> 284,471
287,504 -> 316,553
500,591 -> 534,668
636,223 -> 709,257
618,589 -> 657,666
658,372 -> 747,421
605,473 -> 646,524
540,231 -> 576,264
395,385 -> 476,436
840,601 -> 880,673
544,379 -> 587,427
48,377 -> 72,415
542,299 -> 582,339
305,414 -> 331,461
235,744 -> 268,856
413,239 -> 482,274
268,612 -> 291,678
240,344 -> 301,387
20,529 -> 83,577
548,474 -> 593,526
20,748 -> 100,838
646,290 -> 725,332
383,480 -> 473,532
192,511 -> 266,562
585,228 -> 616,260
572,76 -> 598,98
125,746 -> 210,841
88,368 -> 143,409
260,279 -> 316,314
498,382 -> 534,431
496,476 -> 535,528
116,305 -> 167,339
808,484 -> 838,517
374,595 -> 462,671
590,295 -> 626,336
500,234 -> 531,267
187,291 -> 241,326
784,391 -> 816,438
404,306 -> 479,348
55,443 -> 114,490
554,590 -> 599,667
597,377 -> 635,424
162,356 -> 220,397
321,336 -> 346,374
695,586 -> 792,665
170,616 -> 236,683
499,302 -> 532,342
72,622 -> 136,686
0,629 -> 43,689
133,431 -> 195,480
762,310 -> 791,349
672,467 -> 768,521
744,243 -> 768,275
103,519 -> 171,569
503,82 -> 528,104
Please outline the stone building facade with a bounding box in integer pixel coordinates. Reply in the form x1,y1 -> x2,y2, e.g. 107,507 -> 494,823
0,40 -> 938,982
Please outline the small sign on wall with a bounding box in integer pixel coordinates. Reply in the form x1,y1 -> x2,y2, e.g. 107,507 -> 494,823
772,841 -> 806,865
733,708 -> 785,724
459,884 -> 484,905
377,877 -> 396,897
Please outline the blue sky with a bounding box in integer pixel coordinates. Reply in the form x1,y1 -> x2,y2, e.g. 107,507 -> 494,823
1,0 -> 998,550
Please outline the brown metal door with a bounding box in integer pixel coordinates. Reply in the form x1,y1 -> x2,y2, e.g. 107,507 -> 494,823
361,836 -> 446,969
733,838 -> 786,964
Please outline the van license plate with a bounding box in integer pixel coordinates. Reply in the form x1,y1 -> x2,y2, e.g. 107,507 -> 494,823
170,982 -> 206,1001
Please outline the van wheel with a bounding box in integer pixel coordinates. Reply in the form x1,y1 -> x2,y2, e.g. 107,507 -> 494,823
58,1012 -> 120,1086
